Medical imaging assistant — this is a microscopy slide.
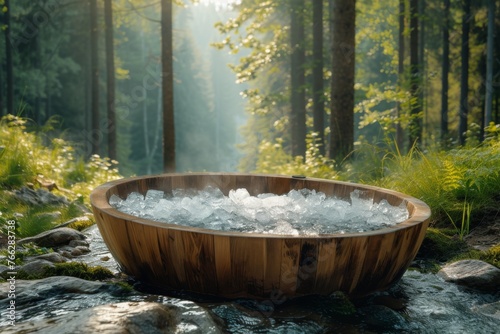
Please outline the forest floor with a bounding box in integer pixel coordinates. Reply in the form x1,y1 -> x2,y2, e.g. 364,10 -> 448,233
464,214 -> 500,251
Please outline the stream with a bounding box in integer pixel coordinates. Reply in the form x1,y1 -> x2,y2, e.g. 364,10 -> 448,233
7,225 -> 500,333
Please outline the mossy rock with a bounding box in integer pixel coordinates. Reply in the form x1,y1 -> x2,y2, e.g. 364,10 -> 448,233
416,228 -> 469,262
43,262 -> 114,280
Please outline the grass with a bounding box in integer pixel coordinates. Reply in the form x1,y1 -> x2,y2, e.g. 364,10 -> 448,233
0,115 -> 122,238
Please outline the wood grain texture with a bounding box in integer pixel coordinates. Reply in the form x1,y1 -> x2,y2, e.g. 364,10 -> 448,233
90,173 -> 431,299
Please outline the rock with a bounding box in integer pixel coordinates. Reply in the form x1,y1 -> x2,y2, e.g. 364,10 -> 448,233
18,259 -> 54,276
358,305 -> 407,330
472,301 -> 500,321
1,301 -> 222,334
69,239 -> 90,247
71,246 -> 91,257
19,227 -> 86,248
0,264 -> 9,275
13,186 -> 69,206
31,252 -> 67,263
0,276 -> 125,305
438,260 -> 500,292
58,250 -> 74,259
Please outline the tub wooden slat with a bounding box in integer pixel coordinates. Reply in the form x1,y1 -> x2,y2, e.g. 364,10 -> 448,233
230,237 -> 266,296
314,239 -> 338,294
264,238 -> 282,295
90,173 -> 431,299
280,239 -> 301,295
214,235 -> 233,295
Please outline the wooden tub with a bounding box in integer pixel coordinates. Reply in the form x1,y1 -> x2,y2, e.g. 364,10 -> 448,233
90,173 -> 430,299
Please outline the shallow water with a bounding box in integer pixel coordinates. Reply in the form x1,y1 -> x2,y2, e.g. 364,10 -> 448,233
4,225 -> 499,333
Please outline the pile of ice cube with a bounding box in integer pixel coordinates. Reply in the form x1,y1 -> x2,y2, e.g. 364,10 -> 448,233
109,187 -> 409,235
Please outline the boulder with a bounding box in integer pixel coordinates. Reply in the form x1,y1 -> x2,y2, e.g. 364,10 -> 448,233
1,301 -> 222,333
18,259 -> 54,276
18,227 -> 86,248
472,301 -> 500,321
438,259 -> 500,292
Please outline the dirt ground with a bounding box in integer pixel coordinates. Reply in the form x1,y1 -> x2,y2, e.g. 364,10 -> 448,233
464,214 -> 500,251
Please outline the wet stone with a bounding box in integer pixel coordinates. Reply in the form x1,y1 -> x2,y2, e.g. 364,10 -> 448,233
19,227 -> 86,248
438,260 -> 500,292
18,259 -> 55,276
29,252 -> 66,263
71,246 -> 91,257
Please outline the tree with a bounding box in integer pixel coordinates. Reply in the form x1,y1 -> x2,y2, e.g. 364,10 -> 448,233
290,0 -> 306,157
408,0 -> 421,149
396,0 -> 405,150
441,0 -> 450,140
312,0 -> 325,155
161,0 -> 175,172
104,0 -> 116,160
4,0 -> 13,116
90,0 -> 100,155
329,0 -> 356,160
483,0 -> 495,134
458,0 -> 471,145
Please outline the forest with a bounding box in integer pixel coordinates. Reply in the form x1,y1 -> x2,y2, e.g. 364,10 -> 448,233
0,0 -> 499,176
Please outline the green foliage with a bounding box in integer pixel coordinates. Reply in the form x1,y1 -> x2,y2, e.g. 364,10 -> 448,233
353,137 -> 500,235
0,115 -> 121,201
0,243 -> 53,266
254,134 -> 338,179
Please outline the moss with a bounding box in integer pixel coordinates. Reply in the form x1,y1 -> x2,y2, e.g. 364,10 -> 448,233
42,262 -> 114,280
416,228 -> 469,262
68,217 -> 95,231
451,244 -> 500,269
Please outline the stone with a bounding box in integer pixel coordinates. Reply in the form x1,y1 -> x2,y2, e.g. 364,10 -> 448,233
71,246 -> 91,257
34,211 -> 62,222
18,227 -> 86,248
31,252 -> 67,263
472,301 -> 500,321
13,186 -> 69,206
438,259 -> 500,292
0,264 -> 9,275
18,259 -> 54,276
69,239 -> 90,247
1,301 -> 222,333
0,276 -> 124,305
58,250 -> 74,259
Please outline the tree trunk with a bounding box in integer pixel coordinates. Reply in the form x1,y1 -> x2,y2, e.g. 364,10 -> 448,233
408,0 -> 421,150
441,0 -> 450,141
4,0 -> 14,116
90,0 -> 100,155
329,0 -> 356,160
104,0 -> 116,160
312,0 -> 325,155
161,0 -> 175,172
483,0 -> 495,135
290,0 -> 306,158
396,0 -> 405,151
458,0 -> 471,145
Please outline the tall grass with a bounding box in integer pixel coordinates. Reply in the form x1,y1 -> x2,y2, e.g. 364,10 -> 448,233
0,115 -> 122,237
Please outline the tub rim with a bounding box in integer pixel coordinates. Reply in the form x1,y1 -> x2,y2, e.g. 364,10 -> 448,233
90,172 -> 431,239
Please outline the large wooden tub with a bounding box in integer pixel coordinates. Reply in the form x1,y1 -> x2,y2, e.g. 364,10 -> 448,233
90,173 -> 430,299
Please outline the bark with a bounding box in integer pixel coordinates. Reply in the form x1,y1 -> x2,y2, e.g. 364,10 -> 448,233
441,0 -> 450,140
90,0 -> 100,155
104,0 -> 117,160
312,0 -> 325,155
408,0 -> 421,150
458,0 -> 471,145
396,0 -> 405,150
290,0 -> 306,158
161,0 -> 175,172
329,0 -> 356,160
4,0 -> 14,116
483,0 -> 495,135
